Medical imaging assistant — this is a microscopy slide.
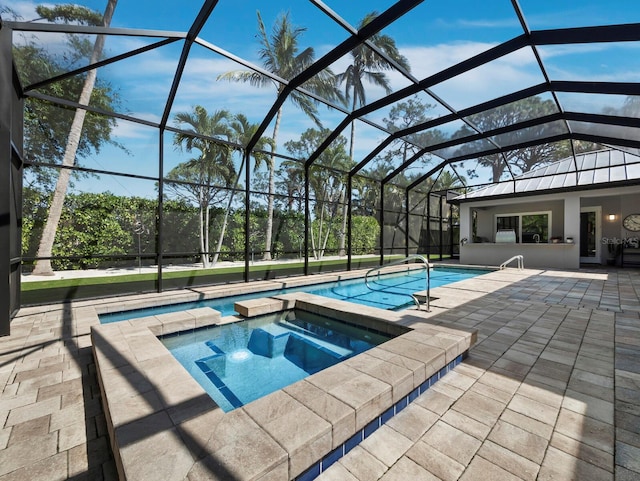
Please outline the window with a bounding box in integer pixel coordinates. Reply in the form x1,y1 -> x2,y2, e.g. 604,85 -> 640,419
497,215 -> 519,242
496,212 -> 551,243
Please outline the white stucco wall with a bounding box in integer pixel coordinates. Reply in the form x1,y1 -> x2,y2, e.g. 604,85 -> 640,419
461,243 -> 577,269
458,185 -> 640,269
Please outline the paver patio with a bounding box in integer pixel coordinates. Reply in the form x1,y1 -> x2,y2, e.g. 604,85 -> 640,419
0,266 -> 638,480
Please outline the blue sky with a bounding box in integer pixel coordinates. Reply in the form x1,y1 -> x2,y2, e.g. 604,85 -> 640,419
5,0 -> 640,197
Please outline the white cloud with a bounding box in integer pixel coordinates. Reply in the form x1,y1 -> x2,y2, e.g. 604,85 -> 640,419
1,0 -> 39,21
401,41 -> 516,79
537,43 -> 612,59
434,18 -> 520,30
398,42 -> 542,110
110,115 -> 161,139
538,43 -> 640,82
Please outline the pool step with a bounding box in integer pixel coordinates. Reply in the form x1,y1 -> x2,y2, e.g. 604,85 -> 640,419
412,291 -> 438,303
234,297 -> 295,317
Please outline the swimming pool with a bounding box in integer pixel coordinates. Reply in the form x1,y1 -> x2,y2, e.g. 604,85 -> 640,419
161,309 -> 394,412
99,266 -> 489,323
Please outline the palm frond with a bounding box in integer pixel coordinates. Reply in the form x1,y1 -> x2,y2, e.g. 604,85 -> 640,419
362,71 -> 392,94
216,70 -> 272,89
335,10 -> 411,111
290,91 -> 321,127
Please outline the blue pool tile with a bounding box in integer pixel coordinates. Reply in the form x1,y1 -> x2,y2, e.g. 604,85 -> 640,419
321,446 -> 343,471
200,370 -> 226,389
296,462 -> 320,481
195,360 -> 211,374
204,341 -> 225,354
408,387 -> 419,403
419,379 -> 430,394
364,418 -> 380,438
208,375 -> 226,390
381,406 -> 394,424
395,396 -> 408,413
345,431 -> 363,453
218,386 -> 243,409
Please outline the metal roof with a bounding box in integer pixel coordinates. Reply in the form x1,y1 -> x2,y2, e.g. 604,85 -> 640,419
454,148 -> 640,202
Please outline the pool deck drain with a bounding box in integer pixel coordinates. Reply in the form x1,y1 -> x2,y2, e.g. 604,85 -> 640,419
0,266 -> 638,480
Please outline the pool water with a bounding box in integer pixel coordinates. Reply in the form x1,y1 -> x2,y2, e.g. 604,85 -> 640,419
100,266 -> 489,323
161,310 -> 392,411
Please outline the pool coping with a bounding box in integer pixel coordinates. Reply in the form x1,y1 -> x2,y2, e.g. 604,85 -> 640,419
91,292 -> 477,481
91,263 -> 495,320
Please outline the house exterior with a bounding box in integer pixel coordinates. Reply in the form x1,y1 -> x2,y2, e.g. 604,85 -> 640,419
455,149 -> 640,269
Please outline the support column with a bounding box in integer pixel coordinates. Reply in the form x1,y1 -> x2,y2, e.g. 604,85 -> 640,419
0,21 -> 24,336
563,194 -> 581,269
458,203 -> 471,264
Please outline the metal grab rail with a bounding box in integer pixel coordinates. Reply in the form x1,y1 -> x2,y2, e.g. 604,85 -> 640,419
365,254 -> 432,311
499,255 -> 524,270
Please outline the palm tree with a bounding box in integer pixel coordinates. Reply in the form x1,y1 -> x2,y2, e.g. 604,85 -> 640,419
210,114 -> 274,265
284,128 -> 351,259
171,106 -> 234,268
32,1 -> 118,276
310,147 -> 351,259
337,11 -> 411,160
277,163 -> 305,212
217,11 -> 341,260
334,11 -> 410,256
433,170 -> 465,192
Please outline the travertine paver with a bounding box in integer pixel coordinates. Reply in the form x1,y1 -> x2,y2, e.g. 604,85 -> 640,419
0,266 -> 639,480
406,439 -> 466,481
488,419 -> 549,464
337,446 -> 388,480
384,403 -> 439,441
378,457 -> 439,481
359,425 -> 413,467
283,380 -> 355,448
476,440 -> 540,481
243,390 -> 332,478
423,420 -> 482,466
316,267 -> 640,481
459,456 -> 523,481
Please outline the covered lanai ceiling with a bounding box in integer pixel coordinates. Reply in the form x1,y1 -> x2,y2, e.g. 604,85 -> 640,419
6,0 -> 640,196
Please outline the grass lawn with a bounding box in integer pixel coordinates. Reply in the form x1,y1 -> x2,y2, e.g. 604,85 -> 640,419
21,254 -> 450,304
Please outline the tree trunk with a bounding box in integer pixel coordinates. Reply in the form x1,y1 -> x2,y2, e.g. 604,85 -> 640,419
315,194 -> 333,259
310,224 -> 318,260
338,188 -> 348,257
349,122 -> 356,165
212,155 -> 245,265
32,0 -> 118,276
492,155 -> 504,183
320,211 -> 333,259
263,107 -> 282,261
204,203 -> 211,268
198,187 -> 209,268
317,201 -> 325,259
338,102 -> 357,257
349,94 -> 357,165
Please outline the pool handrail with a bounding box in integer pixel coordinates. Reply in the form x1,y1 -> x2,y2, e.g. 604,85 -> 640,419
499,255 -> 524,270
365,254 -> 432,312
